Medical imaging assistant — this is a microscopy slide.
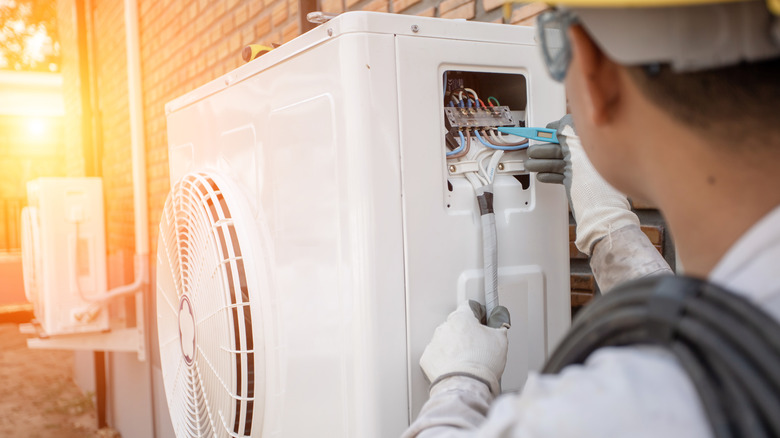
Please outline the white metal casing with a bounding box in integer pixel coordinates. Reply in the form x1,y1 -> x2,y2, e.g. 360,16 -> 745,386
160,12 -> 569,437
22,177 -> 109,336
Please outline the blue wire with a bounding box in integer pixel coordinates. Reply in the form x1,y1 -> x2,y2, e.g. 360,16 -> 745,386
474,130 -> 529,151
446,131 -> 467,157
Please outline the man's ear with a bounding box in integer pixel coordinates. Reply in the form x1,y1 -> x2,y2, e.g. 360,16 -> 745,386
568,24 -> 621,125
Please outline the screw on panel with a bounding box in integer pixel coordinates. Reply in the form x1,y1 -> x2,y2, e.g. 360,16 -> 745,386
411,24 -> 420,33
498,163 -> 505,171
449,165 -> 456,173
327,28 -> 333,36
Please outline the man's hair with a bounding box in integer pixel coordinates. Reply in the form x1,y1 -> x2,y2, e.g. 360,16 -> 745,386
626,58 -> 780,151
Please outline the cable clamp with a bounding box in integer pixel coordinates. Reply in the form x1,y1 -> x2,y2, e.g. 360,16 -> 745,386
447,159 -> 525,175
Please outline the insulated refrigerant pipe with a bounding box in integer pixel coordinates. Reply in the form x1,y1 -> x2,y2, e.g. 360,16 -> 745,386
99,0 -> 149,302
477,188 -> 499,316
125,0 -> 149,267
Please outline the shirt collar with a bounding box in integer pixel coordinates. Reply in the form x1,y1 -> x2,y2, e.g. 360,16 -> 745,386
709,204 -> 780,303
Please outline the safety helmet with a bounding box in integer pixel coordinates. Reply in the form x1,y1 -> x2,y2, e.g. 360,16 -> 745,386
536,0 -> 780,74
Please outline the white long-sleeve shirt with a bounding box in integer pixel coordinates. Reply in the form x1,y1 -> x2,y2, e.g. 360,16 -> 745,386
404,205 -> 780,438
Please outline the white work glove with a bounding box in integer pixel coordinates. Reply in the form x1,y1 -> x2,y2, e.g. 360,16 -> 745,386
420,301 -> 509,396
525,115 -> 639,255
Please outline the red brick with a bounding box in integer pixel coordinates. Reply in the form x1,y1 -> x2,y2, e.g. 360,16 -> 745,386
640,225 -> 663,246
255,15 -> 272,38
267,30 -> 283,46
322,0 -> 345,13
272,2 -> 288,26
510,3 -> 548,24
282,21 -> 300,43
229,31 -> 242,52
441,1 -> 475,19
222,15 -> 235,34
571,291 -> 594,307
439,0 -> 469,14
249,1 -> 265,18
393,0 -> 421,12
569,242 -> 588,260
515,16 -> 535,26
363,0 -> 389,12
482,0 -> 503,12
235,3 -> 249,25
417,6 -> 435,16
571,273 -> 595,292
214,2 -> 227,18
241,26 -> 254,46
630,198 -> 658,210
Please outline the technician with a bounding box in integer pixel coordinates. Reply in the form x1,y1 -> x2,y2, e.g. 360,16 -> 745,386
403,0 -> 780,436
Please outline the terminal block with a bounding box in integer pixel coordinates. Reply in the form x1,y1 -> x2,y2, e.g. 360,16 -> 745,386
444,106 -> 515,130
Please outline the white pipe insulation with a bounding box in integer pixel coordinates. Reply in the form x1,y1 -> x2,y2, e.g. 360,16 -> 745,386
103,0 -> 148,299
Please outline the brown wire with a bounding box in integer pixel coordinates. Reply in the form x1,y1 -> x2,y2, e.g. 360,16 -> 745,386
483,129 -> 529,147
447,129 -> 471,159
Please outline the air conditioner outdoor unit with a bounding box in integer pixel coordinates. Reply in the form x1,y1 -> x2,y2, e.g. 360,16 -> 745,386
157,12 -> 570,437
21,177 -> 109,336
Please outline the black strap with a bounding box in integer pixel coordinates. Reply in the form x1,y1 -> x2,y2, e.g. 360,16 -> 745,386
542,275 -> 780,438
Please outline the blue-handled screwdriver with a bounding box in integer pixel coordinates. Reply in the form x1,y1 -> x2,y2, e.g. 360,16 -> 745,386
497,126 -> 559,144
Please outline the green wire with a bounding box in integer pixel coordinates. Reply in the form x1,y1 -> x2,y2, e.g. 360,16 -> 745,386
487,96 -> 500,106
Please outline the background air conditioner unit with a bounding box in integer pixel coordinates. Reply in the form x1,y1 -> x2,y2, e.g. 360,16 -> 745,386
157,12 -> 570,437
21,177 -> 109,336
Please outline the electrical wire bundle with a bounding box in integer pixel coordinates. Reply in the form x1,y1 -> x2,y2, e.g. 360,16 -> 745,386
445,89 -> 530,153
543,275 -> 780,438
443,85 -> 532,316
475,129 -> 528,151
446,87 -> 485,108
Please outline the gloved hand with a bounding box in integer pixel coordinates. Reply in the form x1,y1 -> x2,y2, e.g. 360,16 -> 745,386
420,301 -> 509,396
467,300 -> 511,330
525,115 -> 639,255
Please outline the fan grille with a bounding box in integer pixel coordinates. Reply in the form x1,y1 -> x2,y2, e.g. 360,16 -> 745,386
157,172 -> 259,437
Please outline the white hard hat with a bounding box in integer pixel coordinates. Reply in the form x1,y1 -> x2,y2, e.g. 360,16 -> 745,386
540,0 -> 780,72
575,2 -> 780,71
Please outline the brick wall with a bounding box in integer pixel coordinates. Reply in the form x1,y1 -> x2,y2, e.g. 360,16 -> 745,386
93,1 -> 136,261
569,205 -> 675,312
58,0 -> 674,315
136,1 -> 555,270
137,0 -> 293,253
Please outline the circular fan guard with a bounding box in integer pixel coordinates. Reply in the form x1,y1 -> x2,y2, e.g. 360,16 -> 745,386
157,172 -> 262,437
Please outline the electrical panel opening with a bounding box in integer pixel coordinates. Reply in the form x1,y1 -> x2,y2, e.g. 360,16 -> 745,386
442,71 -> 532,211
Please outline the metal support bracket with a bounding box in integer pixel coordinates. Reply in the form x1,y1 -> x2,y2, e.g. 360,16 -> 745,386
26,326 -> 145,358
22,289 -> 146,361
447,159 -> 526,176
